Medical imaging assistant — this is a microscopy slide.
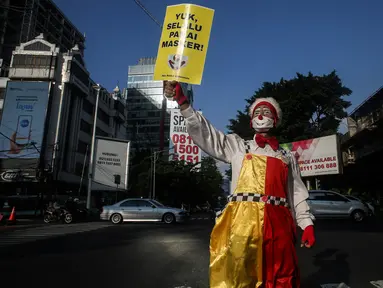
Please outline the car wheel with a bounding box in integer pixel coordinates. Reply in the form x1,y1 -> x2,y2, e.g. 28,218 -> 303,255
64,213 -> 73,224
163,213 -> 175,224
110,213 -> 123,224
43,214 -> 51,223
352,210 -> 365,222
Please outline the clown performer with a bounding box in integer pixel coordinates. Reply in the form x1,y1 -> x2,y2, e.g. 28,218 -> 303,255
164,81 -> 316,288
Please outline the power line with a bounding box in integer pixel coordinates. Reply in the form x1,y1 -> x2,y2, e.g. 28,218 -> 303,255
133,0 -> 162,29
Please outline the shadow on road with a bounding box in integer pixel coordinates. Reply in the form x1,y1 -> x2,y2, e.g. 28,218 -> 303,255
0,222 -> 212,288
301,248 -> 350,287
314,218 -> 383,233
0,222 -> 212,259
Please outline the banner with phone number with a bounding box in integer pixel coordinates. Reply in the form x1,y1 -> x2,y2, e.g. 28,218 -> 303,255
280,134 -> 342,177
169,108 -> 201,168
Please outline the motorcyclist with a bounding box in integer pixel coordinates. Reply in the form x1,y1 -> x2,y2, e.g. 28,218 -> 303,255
52,200 -> 61,219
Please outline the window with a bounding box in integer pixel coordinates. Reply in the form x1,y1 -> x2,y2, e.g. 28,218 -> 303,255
83,99 -> 94,115
69,61 -> 89,87
325,193 -> 348,202
96,127 -> 108,137
77,140 -> 88,154
150,200 -> 164,207
80,119 -> 92,134
12,55 -> 55,68
75,162 -> 87,176
97,108 -> 109,124
120,200 -> 139,207
308,192 -> 326,201
137,200 -> 153,207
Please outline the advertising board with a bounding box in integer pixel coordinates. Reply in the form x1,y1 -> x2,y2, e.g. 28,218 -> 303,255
0,81 -> 50,181
280,134 -> 342,177
169,108 -> 202,168
93,137 -> 130,190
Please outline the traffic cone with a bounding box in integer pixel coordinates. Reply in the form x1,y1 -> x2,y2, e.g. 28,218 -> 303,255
7,207 -> 16,225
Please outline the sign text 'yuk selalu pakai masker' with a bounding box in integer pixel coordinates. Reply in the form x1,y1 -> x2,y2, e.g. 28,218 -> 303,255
154,4 -> 215,85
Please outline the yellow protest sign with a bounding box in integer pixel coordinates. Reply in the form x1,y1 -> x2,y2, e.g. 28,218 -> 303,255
153,4 -> 214,85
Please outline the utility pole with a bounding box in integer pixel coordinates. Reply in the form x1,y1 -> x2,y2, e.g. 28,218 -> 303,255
78,144 -> 88,196
86,84 -> 102,209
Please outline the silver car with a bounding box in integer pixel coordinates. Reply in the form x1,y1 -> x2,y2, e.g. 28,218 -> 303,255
345,195 -> 375,216
100,198 -> 189,224
307,190 -> 370,222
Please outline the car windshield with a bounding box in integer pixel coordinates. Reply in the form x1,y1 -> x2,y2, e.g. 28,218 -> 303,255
150,200 -> 165,207
346,196 -> 359,201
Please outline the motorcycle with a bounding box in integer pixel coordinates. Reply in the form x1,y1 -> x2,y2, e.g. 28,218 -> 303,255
43,207 -> 73,224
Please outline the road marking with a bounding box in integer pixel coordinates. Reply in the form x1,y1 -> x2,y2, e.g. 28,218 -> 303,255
371,280 -> 383,288
0,222 -> 111,248
321,283 -> 350,288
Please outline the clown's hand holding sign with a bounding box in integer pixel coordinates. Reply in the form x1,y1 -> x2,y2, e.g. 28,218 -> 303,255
164,81 -> 316,288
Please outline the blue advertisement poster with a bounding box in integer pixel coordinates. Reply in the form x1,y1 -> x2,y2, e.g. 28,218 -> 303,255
0,81 -> 50,175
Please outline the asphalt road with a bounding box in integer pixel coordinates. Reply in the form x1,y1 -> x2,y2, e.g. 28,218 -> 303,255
0,218 -> 383,288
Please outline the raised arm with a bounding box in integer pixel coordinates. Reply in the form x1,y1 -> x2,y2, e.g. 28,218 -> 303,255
164,81 -> 241,163
289,155 -> 315,230
180,105 -> 241,163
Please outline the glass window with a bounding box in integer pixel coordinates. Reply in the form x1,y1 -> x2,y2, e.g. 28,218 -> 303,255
96,127 -> 108,137
325,193 -> 348,202
83,99 -> 94,115
308,192 -> 326,201
77,140 -> 88,154
80,119 -> 92,134
120,200 -> 139,207
150,200 -> 165,207
137,200 -> 153,207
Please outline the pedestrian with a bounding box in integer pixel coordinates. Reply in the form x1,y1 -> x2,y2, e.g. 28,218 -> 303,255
164,81 -> 316,288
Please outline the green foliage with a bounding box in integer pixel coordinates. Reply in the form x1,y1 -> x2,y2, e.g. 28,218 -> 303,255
128,153 -> 224,207
227,71 -> 352,143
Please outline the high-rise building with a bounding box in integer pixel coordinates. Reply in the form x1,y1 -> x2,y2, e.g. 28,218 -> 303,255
126,57 -> 193,153
0,0 -> 85,76
0,34 -> 127,201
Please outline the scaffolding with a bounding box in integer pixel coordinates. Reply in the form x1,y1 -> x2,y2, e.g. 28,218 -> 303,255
20,0 -> 38,44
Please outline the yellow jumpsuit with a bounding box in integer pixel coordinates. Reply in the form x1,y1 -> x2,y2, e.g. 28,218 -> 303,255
210,148 -> 299,288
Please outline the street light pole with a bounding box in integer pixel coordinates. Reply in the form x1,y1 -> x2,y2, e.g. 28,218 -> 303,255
152,147 -> 176,199
86,84 -> 101,209
152,151 -> 160,199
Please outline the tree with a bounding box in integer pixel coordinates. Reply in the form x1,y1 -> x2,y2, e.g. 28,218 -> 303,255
152,156 -> 223,207
225,71 -> 352,178
227,71 -> 352,143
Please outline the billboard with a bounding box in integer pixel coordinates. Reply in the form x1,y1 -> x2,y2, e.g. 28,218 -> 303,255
93,137 -> 130,190
280,134 -> 342,177
169,109 -> 202,168
0,81 -> 50,181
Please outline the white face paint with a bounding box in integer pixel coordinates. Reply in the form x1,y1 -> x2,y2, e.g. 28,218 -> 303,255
251,106 -> 275,132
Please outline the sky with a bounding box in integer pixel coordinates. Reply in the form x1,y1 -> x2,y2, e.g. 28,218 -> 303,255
54,0 -> 383,175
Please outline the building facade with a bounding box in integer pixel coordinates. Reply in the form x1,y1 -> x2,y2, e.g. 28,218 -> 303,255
0,34 -> 127,199
0,0 -> 85,76
126,57 -> 193,153
341,86 -> 383,199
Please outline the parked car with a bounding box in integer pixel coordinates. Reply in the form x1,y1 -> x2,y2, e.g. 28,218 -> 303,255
307,190 -> 370,222
100,198 -> 190,224
345,195 -> 375,216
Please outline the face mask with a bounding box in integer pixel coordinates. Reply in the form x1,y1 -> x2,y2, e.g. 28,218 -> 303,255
251,115 -> 274,132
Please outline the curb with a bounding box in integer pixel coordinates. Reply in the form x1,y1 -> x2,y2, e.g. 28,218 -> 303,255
190,217 -> 212,220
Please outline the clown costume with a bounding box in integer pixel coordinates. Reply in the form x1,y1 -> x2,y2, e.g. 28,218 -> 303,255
164,81 -> 316,288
